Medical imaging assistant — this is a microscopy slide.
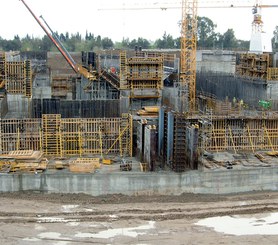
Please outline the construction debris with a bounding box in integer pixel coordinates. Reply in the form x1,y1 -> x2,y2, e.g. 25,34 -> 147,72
120,159 -> 132,171
137,106 -> 160,117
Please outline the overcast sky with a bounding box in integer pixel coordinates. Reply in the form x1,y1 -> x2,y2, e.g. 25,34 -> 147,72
1,0 -> 277,42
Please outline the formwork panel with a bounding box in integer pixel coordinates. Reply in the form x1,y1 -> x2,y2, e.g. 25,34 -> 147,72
0,114 -> 132,157
42,114 -> 62,156
4,60 -> 32,97
207,117 -> 278,152
0,118 -> 41,153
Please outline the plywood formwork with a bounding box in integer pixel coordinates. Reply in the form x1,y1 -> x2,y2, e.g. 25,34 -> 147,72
0,114 -> 132,157
51,75 -> 72,98
120,52 -> 128,89
69,158 -> 100,173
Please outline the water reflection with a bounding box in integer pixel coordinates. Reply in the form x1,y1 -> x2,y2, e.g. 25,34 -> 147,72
196,213 -> 278,235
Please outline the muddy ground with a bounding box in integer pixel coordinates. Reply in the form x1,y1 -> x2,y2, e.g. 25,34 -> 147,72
0,191 -> 278,244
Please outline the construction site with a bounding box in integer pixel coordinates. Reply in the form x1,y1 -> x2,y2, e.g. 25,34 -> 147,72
1,0 -> 278,244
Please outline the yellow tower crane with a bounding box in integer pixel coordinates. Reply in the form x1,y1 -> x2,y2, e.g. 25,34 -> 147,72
98,0 -> 278,112
180,0 -> 198,113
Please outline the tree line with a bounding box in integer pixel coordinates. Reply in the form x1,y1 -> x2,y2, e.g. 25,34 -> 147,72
0,17 -> 277,52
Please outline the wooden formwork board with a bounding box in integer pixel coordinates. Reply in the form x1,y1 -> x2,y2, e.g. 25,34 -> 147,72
69,158 -> 100,173
51,76 -> 72,97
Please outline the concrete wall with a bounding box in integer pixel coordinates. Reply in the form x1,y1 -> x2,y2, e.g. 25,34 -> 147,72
1,167 -> 278,195
0,95 -> 8,118
6,95 -> 31,118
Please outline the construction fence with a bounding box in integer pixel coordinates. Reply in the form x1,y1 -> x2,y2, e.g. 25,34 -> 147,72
0,114 -> 132,157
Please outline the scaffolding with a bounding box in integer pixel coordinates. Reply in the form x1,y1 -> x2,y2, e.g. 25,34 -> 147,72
42,114 -> 62,156
0,114 -> 132,157
0,58 -> 32,97
120,51 -> 163,93
160,109 -> 278,172
207,116 -> 278,152
120,51 -> 128,89
0,118 -> 41,153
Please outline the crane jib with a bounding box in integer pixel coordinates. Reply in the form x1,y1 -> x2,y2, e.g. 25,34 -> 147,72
19,0 -> 78,73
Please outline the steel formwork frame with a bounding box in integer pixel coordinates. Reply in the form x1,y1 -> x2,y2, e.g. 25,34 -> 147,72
0,118 -> 41,153
208,117 -> 278,152
120,51 -> 163,91
42,114 -> 62,156
2,60 -> 32,97
120,52 -> 128,89
0,114 -> 132,157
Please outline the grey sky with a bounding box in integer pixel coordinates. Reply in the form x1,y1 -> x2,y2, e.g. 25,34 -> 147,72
1,0 -> 277,42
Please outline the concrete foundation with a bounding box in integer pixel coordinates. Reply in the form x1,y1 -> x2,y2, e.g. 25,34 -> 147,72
0,167 -> 278,195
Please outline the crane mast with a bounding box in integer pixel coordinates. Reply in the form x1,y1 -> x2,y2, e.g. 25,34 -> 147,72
252,0 -> 263,33
180,0 -> 198,112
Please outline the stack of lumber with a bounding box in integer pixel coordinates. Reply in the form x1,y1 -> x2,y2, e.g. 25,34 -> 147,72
0,150 -> 48,173
69,158 -> 100,173
137,106 -> 160,117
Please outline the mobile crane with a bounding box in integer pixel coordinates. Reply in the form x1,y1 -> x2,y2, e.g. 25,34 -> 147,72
20,0 -> 97,82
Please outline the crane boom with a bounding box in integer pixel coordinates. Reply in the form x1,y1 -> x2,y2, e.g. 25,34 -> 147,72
98,4 -> 278,11
39,15 -> 77,67
20,0 -> 77,72
20,0 -> 96,81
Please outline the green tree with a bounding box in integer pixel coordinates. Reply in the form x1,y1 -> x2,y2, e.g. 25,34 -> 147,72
41,35 -> 53,51
197,16 -> 217,48
155,32 -> 175,49
222,29 -> 237,49
101,37 -> 114,49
